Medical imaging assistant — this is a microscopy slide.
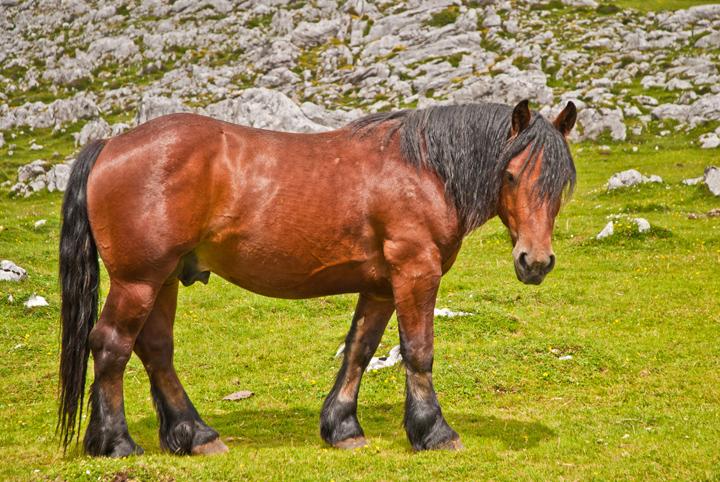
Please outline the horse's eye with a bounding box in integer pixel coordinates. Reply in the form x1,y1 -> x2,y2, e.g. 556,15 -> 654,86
505,171 -> 515,184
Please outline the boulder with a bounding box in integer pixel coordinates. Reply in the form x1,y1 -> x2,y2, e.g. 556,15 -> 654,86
696,31 -> 720,49
607,169 -> 662,190
24,295 -> 48,308
17,160 -> 47,183
366,345 -> 402,372
453,70 -> 554,107
135,96 -> 192,125
596,221 -> 614,240
88,36 -> 139,62
0,260 -> 27,282
563,0 -> 598,7
291,19 -> 340,47
47,163 -> 71,192
699,133 -> 720,149
705,166 -> 720,196
577,108 -> 626,142
204,88 -> 330,133
74,118 -> 112,147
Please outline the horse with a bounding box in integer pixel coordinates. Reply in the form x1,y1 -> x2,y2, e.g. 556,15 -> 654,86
57,99 -> 577,457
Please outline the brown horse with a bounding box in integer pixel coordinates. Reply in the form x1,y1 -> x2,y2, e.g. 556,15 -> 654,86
58,99 -> 576,457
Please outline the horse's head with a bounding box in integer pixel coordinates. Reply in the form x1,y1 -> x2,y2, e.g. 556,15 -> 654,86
497,100 -> 577,285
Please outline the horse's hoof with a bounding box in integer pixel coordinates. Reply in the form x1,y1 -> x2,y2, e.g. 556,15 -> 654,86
434,437 -> 464,451
108,441 -> 144,458
191,437 -> 229,456
333,436 -> 368,450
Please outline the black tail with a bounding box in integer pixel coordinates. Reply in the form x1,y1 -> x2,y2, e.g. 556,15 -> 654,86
58,139 -> 106,450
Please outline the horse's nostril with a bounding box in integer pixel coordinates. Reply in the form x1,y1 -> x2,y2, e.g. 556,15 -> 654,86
546,254 -> 556,272
519,252 -> 529,270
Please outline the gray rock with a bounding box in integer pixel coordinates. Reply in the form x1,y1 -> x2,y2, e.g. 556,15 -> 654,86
699,132 -> 720,149
563,0 -> 598,8
607,169 -> 662,190
292,19 -> 340,47
171,0 -> 231,14
17,160 -> 48,183
453,70 -> 554,107
705,166 -> 720,196
0,260 -> 27,282
88,36 -> 139,62
204,88 -> 329,133
0,93 -> 99,130
42,55 -> 93,86
596,221 -> 614,240
634,95 -> 659,106
74,118 -> 112,147
482,11 -> 502,28
136,96 -> 192,125
666,78 -> 692,91
223,390 -> 254,401
662,5 -> 720,28
47,163 -> 71,192
271,9 -> 294,36
24,295 -> 49,308
635,217 -> 651,233
652,94 -> 720,126
257,67 -> 301,88
696,31 -> 720,48
366,345 -> 402,372
111,123 -> 130,136
577,108 -> 626,142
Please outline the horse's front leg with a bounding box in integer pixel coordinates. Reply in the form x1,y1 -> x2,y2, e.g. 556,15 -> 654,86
321,293 -> 394,448
390,257 -> 462,451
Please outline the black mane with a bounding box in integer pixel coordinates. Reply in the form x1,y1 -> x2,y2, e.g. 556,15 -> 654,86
350,103 -> 576,234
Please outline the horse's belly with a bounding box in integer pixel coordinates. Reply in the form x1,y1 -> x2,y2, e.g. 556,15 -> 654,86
195,239 -> 390,299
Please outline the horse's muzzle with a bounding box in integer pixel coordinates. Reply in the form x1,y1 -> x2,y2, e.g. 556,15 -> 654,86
514,252 -> 555,285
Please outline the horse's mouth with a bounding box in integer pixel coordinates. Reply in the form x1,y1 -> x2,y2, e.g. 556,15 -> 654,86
513,261 -> 550,285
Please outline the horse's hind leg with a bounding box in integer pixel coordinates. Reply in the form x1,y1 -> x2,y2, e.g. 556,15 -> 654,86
321,293 -> 394,448
84,280 -> 160,457
133,279 -> 227,455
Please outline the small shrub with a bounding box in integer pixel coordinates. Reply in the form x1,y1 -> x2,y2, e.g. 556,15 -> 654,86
246,12 -> 274,29
425,6 -> 459,28
447,52 -> 465,68
596,4 -> 620,14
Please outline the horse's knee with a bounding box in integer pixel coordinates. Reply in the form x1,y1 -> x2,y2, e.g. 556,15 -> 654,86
88,324 -> 134,370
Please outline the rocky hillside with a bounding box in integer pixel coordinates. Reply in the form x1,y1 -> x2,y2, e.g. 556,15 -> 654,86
1,0 -> 720,193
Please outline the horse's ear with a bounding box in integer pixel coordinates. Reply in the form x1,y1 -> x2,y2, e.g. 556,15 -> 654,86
511,99 -> 531,137
554,101 -> 577,137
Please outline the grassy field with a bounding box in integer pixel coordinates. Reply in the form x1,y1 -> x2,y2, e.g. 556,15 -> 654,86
1,124 -> 720,480
612,0 -> 719,11
2,0 -> 720,478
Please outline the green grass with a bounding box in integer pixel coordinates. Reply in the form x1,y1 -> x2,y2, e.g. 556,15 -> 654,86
2,0 -> 720,477
610,0 -> 720,11
424,6 -> 459,28
1,130 -> 720,480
